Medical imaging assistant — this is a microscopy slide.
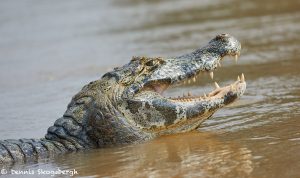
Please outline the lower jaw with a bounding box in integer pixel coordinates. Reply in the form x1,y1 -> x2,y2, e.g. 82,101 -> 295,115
158,111 -> 214,135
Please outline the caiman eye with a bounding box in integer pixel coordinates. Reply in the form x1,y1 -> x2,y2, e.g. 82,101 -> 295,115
216,33 -> 229,40
145,58 -> 164,67
145,60 -> 156,66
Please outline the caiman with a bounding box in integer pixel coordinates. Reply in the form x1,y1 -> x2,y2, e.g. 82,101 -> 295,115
0,34 -> 246,164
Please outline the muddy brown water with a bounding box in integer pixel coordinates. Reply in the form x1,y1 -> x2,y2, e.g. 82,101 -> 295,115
0,0 -> 299,177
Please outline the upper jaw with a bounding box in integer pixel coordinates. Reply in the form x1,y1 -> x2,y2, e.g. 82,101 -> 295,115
137,34 -> 245,106
124,34 -> 242,100
142,49 -> 241,95
143,35 -> 242,88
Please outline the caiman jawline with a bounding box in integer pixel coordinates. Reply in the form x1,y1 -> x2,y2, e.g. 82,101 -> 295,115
169,74 -> 246,103
150,53 -> 245,103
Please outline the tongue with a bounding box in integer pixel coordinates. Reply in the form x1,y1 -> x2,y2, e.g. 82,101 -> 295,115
154,84 -> 169,94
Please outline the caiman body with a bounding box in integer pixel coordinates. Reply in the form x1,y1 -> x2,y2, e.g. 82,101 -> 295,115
0,34 -> 246,164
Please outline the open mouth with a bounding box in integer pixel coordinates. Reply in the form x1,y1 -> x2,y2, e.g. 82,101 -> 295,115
168,73 -> 246,102
147,54 -> 246,104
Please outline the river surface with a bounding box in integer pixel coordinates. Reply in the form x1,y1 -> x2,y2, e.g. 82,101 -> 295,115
0,0 -> 300,177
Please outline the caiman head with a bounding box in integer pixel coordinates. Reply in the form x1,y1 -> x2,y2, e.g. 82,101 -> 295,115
102,34 -> 246,135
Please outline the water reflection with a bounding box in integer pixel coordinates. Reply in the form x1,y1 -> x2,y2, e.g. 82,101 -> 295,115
52,132 -> 253,177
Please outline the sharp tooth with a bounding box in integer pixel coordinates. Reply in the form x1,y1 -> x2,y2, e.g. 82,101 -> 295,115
237,76 -> 241,81
235,54 -> 238,63
230,84 -> 234,90
188,92 -> 192,96
217,61 -> 221,67
214,82 -> 220,89
209,71 -> 214,79
241,73 -> 245,82
188,80 -> 191,84
203,93 -> 207,98
193,77 -> 196,82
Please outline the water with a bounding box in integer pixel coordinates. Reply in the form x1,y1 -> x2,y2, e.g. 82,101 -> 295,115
0,0 -> 299,177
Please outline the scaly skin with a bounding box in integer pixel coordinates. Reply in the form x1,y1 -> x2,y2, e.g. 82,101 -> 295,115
0,34 -> 246,164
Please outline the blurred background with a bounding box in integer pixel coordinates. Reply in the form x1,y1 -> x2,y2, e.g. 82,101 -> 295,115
0,0 -> 299,177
